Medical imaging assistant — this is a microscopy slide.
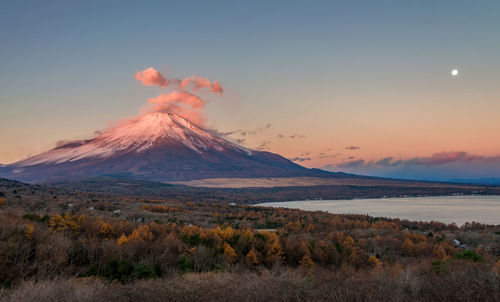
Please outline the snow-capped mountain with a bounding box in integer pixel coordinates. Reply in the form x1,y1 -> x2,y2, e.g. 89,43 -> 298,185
15,112 -> 251,167
0,112 -> 334,183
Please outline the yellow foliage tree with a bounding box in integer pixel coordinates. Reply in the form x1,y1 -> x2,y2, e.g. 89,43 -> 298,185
285,220 -> 302,232
393,262 -> 404,275
368,255 -> 379,265
25,224 -> 35,239
401,238 -> 415,256
77,215 -> 86,226
246,248 -> 260,265
116,225 -> 154,245
434,245 -> 449,260
0,197 -> 5,206
216,226 -> 235,242
304,224 -> 314,232
299,253 -> 314,268
49,214 -> 85,234
343,236 -> 355,246
243,229 -> 254,242
268,240 -> 283,257
99,221 -> 114,238
129,225 -> 154,241
117,233 -> 128,246
223,242 -> 238,263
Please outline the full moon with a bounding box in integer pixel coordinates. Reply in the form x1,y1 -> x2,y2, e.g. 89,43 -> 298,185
451,69 -> 458,76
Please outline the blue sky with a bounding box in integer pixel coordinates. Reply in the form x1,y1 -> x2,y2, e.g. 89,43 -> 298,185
1,1 -> 500,181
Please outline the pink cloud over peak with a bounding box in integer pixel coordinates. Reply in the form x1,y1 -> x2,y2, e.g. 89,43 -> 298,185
135,67 -> 170,87
147,91 -> 206,125
133,67 -> 225,126
148,91 -> 204,111
180,76 -> 223,94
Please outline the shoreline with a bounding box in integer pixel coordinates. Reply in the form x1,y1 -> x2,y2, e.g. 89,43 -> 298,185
256,195 -> 500,226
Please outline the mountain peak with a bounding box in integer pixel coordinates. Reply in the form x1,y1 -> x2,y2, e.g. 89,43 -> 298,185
1,112 -> 334,183
14,112 -> 249,167
101,112 -> 217,151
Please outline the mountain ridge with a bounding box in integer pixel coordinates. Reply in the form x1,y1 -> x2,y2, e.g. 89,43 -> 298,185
0,112 -> 349,183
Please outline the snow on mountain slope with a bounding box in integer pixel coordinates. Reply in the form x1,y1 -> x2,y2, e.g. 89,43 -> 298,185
0,112 -> 341,183
15,112 -> 251,167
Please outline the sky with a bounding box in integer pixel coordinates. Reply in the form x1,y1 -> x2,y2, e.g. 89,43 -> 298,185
1,0 -> 500,182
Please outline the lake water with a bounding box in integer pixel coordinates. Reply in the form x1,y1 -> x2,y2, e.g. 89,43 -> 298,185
257,195 -> 500,226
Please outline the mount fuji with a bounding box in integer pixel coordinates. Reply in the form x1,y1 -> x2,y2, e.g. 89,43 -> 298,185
0,112 -> 342,184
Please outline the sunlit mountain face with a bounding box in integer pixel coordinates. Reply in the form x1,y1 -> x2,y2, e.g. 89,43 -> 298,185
0,112 -> 340,183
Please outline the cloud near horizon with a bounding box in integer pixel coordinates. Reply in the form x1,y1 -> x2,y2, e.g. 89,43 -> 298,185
277,134 -> 306,139
318,152 -> 342,159
210,124 -> 272,138
290,157 -> 311,162
323,151 -> 500,181
227,124 -> 271,137
255,141 -> 272,151
211,124 -> 272,145
290,151 -> 312,162
335,151 -> 500,169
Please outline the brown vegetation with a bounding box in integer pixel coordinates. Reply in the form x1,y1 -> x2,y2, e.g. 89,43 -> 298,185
2,264 -> 500,302
168,176 -> 485,188
0,177 -> 500,301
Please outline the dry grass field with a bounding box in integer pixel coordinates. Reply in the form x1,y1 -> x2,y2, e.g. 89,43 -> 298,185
168,176 -> 482,188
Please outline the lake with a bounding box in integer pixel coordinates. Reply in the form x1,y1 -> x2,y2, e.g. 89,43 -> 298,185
257,195 -> 500,225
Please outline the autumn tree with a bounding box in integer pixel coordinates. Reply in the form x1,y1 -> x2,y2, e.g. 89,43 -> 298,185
299,253 -> 314,268
433,245 -> 449,261
49,214 -> 85,234
246,248 -> 260,266
117,225 -> 154,245
223,242 -> 238,263
25,224 -> 34,239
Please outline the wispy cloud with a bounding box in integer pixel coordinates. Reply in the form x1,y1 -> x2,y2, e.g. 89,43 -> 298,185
233,138 -> 246,144
289,151 -> 312,162
345,145 -> 360,150
277,134 -> 306,139
290,156 -> 312,162
216,124 -> 271,137
337,159 -> 365,168
318,152 -> 342,159
209,124 -> 272,146
328,151 -> 500,170
322,151 -> 500,181
375,152 -> 500,167
255,141 -> 272,151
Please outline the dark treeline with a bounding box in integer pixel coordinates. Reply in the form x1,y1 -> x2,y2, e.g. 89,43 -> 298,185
54,177 -> 500,204
3,176 -> 500,206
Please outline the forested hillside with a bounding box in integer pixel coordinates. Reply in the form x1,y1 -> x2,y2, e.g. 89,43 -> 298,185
0,178 -> 499,301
